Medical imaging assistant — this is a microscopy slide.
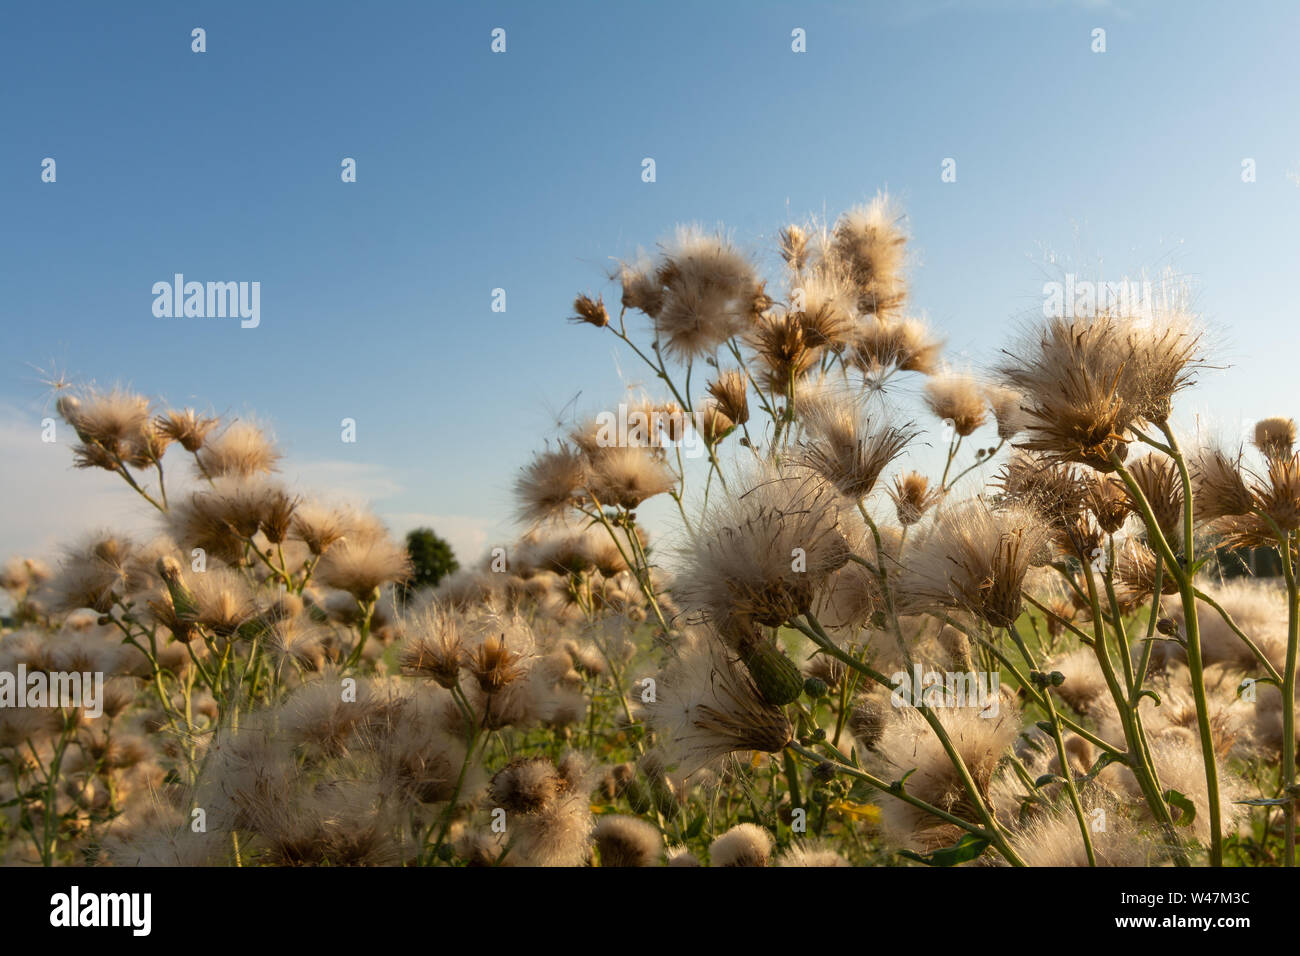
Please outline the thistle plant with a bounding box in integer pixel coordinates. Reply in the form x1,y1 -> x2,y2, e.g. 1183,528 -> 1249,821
3,196 -> 1297,868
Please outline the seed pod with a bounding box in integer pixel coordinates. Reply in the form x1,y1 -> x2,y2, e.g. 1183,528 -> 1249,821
741,641 -> 805,706
803,677 -> 829,699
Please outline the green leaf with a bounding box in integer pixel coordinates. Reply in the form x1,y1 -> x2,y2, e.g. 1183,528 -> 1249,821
898,833 -> 990,867
1234,797 -> 1293,807
684,813 -> 706,840
1241,676 -> 1279,693
1078,750 -> 1124,788
1164,788 -> 1197,827
890,767 -> 918,793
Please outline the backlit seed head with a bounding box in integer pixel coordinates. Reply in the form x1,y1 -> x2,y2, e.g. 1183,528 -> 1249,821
570,293 -> 609,328
1253,417 -> 1297,462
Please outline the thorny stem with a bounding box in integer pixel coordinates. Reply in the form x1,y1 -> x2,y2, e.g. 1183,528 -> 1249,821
1079,555 -> 1188,864
949,618 -> 1120,757
108,452 -> 165,512
856,503 -> 913,672
998,624 -> 1096,864
1118,426 -> 1223,866
582,497 -> 672,638
786,743 -> 1000,848
1022,593 -> 1094,646
937,431 -> 962,492
343,595 -> 377,670
1132,555 -> 1164,696
1044,687 -> 1097,865
793,612 -> 1026,866
1277,531 -> 1298,866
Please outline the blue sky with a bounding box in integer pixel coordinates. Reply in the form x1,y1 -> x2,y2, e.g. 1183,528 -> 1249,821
3,0 -> 1299,563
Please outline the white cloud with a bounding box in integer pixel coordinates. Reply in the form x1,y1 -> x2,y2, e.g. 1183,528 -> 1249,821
0,406 -> 151,561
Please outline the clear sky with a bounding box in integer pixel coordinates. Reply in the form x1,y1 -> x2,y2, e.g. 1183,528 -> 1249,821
3,0 -> 1299,565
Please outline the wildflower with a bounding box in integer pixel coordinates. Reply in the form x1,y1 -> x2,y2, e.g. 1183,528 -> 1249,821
692,399 -> 736,446
874,703 -> 1019,852
789,270 -> 859,350
1002,306 -> 1205,470
1046,648 -> 1109,717
46,533 -> 134,613
706,369 -> 750,426
778,223 -> 810,271
676,465 -> 850,637
709,823 -> 774,867
1252,451 -> 1300,534
593,815 -> 662,867
747,309 -> 818,394
829,193 -> 908,319
1122,303 -> 1205,425
58,387 -> 151,459
1113,539 -> 1179,604
616,257 -> 664,317
847,695 -> 888,752
400,605 -> 465,688
490,757 -> 566,814
799,400 -> 916,501
514,445 -> 588,525
666,847 -> 702,867
0,557 -> 52,595
289,502 -> 350,555
1190,445 -> 1253,522
466,633 -> 527,694
851,316 -> 942,378
1123,453 -> 1184,549
888,471 -> 939,526
255,482 -> 299,543
1165,581 -> 1287,674
315,532 -> 411,599
1007,797 -> 1156,866
120,419 -> 173,468
1253,417 -> 1297,463
1082,472 -> 1130,534
570,293 -> 609,328
985,385 -> 1027,440
584,444 -> 677,510
924,373 -> 988,437
776,841 -> 851,867
994,452 -> 1086,532
898,500 -> 1051,628
811,519 -> 888,633
652,228 -> 764,362
194,421 -> 280,478
269,615 -> 329,672
188,567 -> 258,637
488,755 -> 594,866
644,631 -> 794,773
154,408 -> 219,452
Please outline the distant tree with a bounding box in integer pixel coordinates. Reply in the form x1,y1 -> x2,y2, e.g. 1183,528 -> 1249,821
404,527 -> 459,591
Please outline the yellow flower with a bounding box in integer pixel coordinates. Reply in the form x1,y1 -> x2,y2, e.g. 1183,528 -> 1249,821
830,800 -> 881,823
